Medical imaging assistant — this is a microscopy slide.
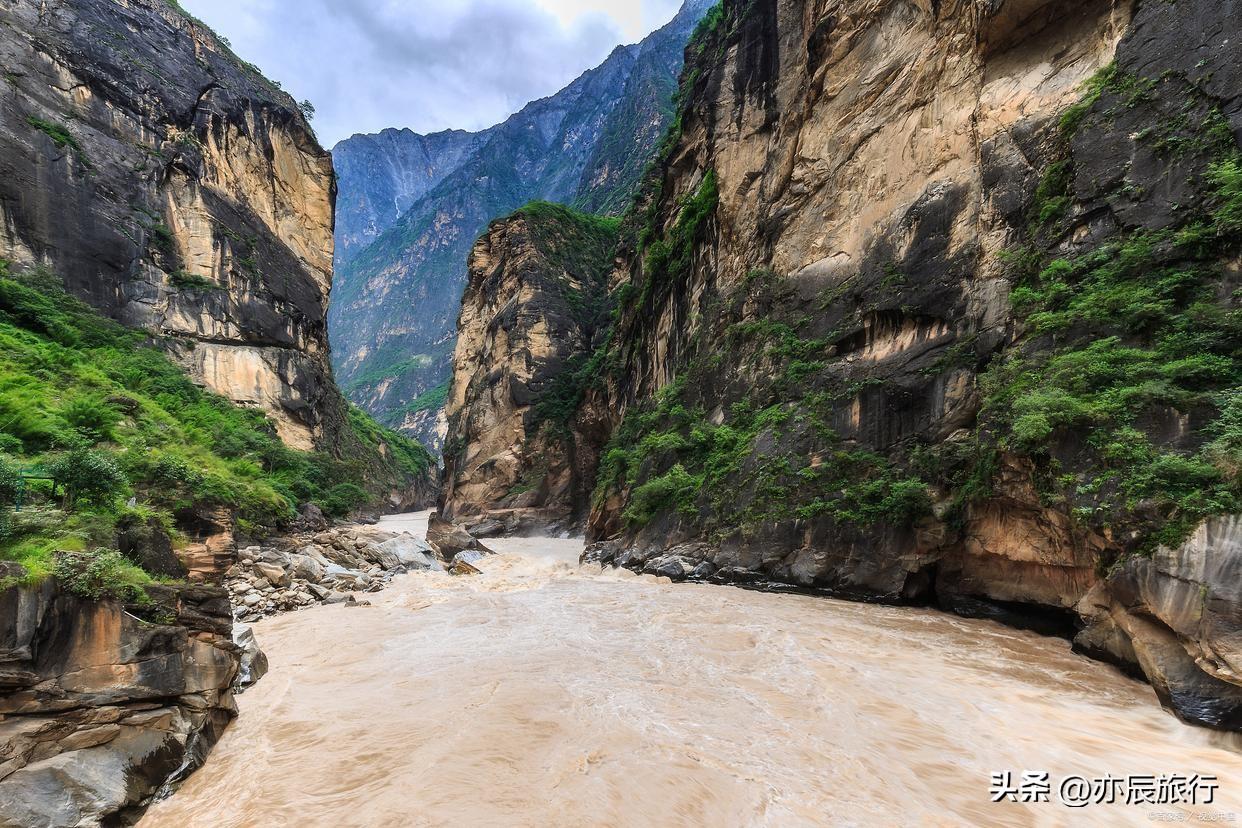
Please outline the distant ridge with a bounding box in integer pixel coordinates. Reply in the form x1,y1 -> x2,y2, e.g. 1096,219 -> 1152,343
328,0 -> 716,450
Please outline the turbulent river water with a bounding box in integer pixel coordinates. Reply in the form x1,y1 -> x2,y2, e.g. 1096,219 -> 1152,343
142,512 -> 1242,827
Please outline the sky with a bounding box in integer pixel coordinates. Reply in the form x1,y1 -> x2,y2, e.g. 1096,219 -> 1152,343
179,0 -> 685,148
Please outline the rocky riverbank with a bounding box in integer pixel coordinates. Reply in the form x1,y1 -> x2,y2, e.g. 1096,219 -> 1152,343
0,513 -> 454,826
225,524 -> 441,623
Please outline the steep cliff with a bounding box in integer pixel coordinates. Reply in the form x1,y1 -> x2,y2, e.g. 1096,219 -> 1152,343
0,0 -> 435,504
333,127 -> 495,266
442,204 -> 619,531
0,0 -> 341,451
0,1 -> 435,822
329,0 -> 715,449
449,0 -> 1242,728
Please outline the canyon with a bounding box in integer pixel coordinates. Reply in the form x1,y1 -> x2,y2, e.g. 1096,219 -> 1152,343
1,0 -> 1241,824
328,0 -> 715,449
0,0 -> 434,822
441,0 -> 1242,731
141,522 -> 1242,826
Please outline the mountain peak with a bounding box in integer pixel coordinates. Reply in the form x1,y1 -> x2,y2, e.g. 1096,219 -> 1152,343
328,0 -> 716,449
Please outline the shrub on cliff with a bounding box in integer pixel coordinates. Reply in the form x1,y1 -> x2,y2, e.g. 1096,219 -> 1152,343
52,549 -> 150,603
60,394 -> 122,443
320,483 -> 370,518
44,447 -> 126,509
0,262 -> 432,590
0,454 -> 19,506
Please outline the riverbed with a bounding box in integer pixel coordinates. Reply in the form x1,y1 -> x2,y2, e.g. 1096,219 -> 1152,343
141,513 -> 1242,826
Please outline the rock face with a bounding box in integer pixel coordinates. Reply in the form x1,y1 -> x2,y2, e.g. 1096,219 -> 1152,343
442,204 -> 619,530
1079,517 -> 1242,730
0,0 -> 335,450
0,1 -> 433,823
457,0 -> 1242,727
328,0 -> 716,449
0,579 -> 240,826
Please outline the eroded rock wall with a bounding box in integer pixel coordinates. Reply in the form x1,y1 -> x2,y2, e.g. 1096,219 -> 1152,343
0,0 -> 336,450
442,205 -> 619,532
566,0 -> 1242,728
0,576 -> 239,826
328,0 -> 716,450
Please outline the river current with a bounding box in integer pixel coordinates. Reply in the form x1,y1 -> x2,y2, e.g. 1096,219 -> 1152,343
141,512 -> 1242,827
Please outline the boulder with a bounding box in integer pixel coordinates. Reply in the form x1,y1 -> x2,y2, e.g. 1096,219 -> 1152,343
376,536 -> 441,571
254,562 -> 291,589
364,544 -> 403,571
294,503 -> 329,532
646,556 -> 689,581
427,513 -> 494,562
297,545 -> 332,567
465,518 -> 507,539
232,625 -> 268,691
257,548 -> 292,568
287,553 -> 325,584
449,560 -> 482,577
452,550 -> 487,568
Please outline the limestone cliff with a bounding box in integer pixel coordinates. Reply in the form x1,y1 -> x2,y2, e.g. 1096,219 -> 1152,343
442,204 -> 619,532
0,0 -> 335,451
0,571 -> 241,826
450,0 -> 1242,728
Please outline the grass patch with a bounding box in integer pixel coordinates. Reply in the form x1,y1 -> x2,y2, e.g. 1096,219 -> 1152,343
397,381 -> 450,419
27,116 -> 89,166
169,270 -> 219,292
0,259 -> 432,588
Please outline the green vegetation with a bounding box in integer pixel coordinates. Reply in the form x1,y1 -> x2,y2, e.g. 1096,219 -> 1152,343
343,403 -> 433,484
684,3 -> 733,69
1058,62 -> 1156,138
533,345 -> 612,430
26,116 -> 88,166
53,549 -> 151,603
593,264 -> 933,537
633,170 -> 718,312
395,381 -> 450,421
1209,157 -> 1242,233
981,98 -> 1242,553
513,201 -> 621,278
344,352 -> 434,396
596,376 -> 932,533
0,260 -> 431,592
508,203 -> 621,432
592,50 -> 1241,552
169,270 -> 219,292
1030,159 -> 1074,229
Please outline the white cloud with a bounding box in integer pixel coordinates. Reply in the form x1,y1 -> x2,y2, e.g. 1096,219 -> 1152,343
179,0 -> 687,147
532,0 -> 681,40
